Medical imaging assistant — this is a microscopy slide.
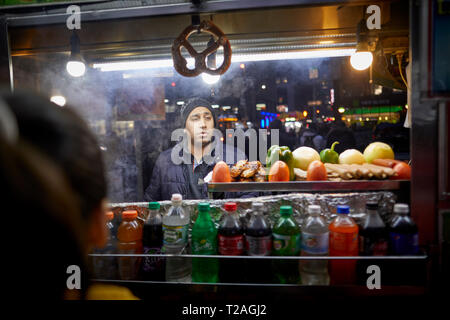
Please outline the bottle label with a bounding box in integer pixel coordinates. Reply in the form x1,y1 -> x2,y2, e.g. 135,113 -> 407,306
245,235 -> 272,256
359,236 -> 388,256
389,232 -> 419,255
301,231 -> 329,255
192,238 -> 216,255
142,247 -> 164,273
329,231 -> 358,255
218,235 -> 244,255
163,224 -> 188,246
272,233 -> 301,255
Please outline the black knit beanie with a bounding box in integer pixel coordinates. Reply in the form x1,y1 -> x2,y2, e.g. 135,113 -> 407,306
179,98 -> 217,128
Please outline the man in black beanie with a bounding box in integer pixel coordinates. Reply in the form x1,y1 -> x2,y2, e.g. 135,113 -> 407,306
144,98 -> 253,201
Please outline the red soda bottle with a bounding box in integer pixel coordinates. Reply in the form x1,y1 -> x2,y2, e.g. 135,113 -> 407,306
218,202 -> 244,283
329,205 -> 358,285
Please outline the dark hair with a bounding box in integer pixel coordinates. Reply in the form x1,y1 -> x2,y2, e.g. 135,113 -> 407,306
0,136 -> 88,299
3,90 -> 107,219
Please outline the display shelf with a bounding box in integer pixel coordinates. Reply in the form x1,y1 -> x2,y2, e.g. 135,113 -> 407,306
89,253 -> 427,260
207,180 -> 410,193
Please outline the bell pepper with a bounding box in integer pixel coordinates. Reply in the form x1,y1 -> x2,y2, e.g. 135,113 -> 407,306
266,145 -> 295,181
320,141 -> 340,164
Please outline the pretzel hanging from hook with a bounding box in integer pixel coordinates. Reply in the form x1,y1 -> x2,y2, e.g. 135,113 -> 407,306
171,20 -> 232,77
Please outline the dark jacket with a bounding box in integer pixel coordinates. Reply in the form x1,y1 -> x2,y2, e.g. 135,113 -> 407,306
144,143 -> 257,201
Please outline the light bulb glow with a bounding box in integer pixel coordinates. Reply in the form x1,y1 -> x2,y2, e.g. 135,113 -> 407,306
350,51 -> 373,71
66,60 -> 86,77
50,95 -> 66,107
202,73 -> 220,85
93,49 -> 355,72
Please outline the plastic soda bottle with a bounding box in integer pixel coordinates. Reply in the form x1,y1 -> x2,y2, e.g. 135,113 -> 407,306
359,202 -> 388,256
117,210 -> 143,280
218,202 -> 244,283
272,206 -> 301,284
387,203 -> 420,285
329,205 -> 358,285
356,202 -> 388,284
92,211 -> 118,280
300,205 -> 330,285
389,204 -> 419,255
191,203 -> 219,283
141,202 -> 164,281
162,194 -> 191,282
245,202 -> 272,283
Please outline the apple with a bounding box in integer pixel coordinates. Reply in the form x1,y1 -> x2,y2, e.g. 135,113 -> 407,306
363,142 -> 395,164
292,146 -> 321,171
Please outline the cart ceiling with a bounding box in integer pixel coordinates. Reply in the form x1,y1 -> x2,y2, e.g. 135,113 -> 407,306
8,0 -> 408,64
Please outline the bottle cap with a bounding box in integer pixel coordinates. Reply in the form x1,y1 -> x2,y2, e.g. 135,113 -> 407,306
106,211 -> 114,221
337,205 -> 350,214
148,202 -> 160,210
122,210 -> 138,219
280,206 -> 293,215
171,193 -> 182,202
308,205 -> 321,215
252,202 -> 264,210
198,203 -> 210,211
224,202 -> 237,212
394,203 -> 409,214
366,202 -> 379,210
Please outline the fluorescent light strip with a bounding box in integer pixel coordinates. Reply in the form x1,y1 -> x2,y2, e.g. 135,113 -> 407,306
93,49 -> 355,72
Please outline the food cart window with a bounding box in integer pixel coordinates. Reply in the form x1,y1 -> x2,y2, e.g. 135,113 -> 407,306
8,3 -> 410,202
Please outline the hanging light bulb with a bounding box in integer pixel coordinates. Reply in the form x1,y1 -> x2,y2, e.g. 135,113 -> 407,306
350,50 -> 373,71
350,20 -> 373,71
66,32 -> 86,77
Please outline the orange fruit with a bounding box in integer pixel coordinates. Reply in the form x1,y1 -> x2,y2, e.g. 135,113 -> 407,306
306,160 -> 327,181
212,161 -> 232,182
391,162 -> 411,180
268,161 -> 290,182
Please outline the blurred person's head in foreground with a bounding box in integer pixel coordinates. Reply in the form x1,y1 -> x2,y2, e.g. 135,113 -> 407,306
3,89 -> 109,251
0,95 -> 86,299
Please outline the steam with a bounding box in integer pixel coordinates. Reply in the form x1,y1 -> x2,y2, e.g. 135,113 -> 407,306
11,49 -> 342,203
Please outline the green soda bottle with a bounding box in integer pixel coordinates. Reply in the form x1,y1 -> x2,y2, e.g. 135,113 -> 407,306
191,203 -> 219,283
272,205 -> 301,284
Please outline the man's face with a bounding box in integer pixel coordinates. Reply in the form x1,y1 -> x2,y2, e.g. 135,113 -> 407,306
185,106 -> 214,146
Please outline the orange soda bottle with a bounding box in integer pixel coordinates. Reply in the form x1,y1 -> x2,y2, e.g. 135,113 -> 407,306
117,210 -> 143,280
329,205 -> 358,285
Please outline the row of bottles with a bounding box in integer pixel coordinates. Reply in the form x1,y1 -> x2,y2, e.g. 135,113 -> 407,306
92,195 -> 420,285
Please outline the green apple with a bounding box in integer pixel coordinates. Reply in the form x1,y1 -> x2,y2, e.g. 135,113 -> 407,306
363,142 -> 395,164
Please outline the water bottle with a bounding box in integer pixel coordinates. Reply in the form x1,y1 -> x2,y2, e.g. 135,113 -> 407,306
300,205 -> 330,285
162,194 -> 191,282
